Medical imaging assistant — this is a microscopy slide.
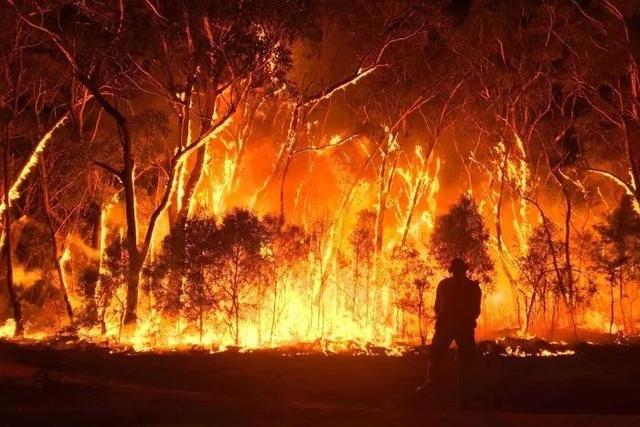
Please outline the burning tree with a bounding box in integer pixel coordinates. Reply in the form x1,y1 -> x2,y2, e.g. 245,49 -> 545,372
97,236 -> 128,337
215,209 -> 267,346
387,245 -> 434,345
349,210 -> 376,318
430,194 -> 494,284
0,6 -> 88,336
518,223 -> 566,335
175,216 -> 221,343
8,0 -> 312,331
261,215 -> 309,344
147,215 -> 220,342
591,196 -> 640,334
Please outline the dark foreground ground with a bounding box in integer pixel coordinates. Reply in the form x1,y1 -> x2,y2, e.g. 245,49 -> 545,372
1,339 -> 639,427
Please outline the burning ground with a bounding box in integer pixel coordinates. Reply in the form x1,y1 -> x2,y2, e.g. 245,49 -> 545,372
1,338 -> 640,426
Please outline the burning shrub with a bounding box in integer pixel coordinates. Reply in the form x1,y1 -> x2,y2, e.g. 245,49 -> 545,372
387,245 -> 435,345
147,215 -> 221,341
214,209 -> 268,345
261,214 -> 310,344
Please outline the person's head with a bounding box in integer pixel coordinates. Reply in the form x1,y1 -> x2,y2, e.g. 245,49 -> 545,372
448,258 -> 468,277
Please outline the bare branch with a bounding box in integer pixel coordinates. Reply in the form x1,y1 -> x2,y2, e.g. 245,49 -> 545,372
93,160 -> 123,183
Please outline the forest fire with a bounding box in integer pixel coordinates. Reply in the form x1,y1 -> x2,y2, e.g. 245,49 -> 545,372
1,0 -> 639,354
2,1 -> 640,424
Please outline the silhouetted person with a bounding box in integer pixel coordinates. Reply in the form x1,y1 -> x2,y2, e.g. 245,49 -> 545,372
427,258 -> 481,405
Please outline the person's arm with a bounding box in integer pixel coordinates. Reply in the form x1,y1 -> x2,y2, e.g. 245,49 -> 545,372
434,280 -> 444,317
472,281 -> 482,319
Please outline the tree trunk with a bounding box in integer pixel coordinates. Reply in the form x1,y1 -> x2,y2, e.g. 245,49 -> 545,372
495,146 -> 524,330
52,253 -> 74,324
400,138 -> 437,247
181,146 -> 206,216
400,177 -> 424,246
372,152 -> 397,307
178,95 -> 214,220
253,103 -> 300,212
123,258 -> 141,326
623,119 -> 640,210
73,76 -> 141,328
618,269 -> 627,332
352,259 -> 359,313
560,186 -> 578,340
270,278 -> 279,345
164,149 -> 206,319
609,276 -> 615,335
122,130 -> 141,326
3,125 -> 23,336
78,203 -> 101,327
524,289 -> 536,334
39,158 -> 74,325
417,289 -> 425,346
234,294 -> 240,347
374,153 -> 389,255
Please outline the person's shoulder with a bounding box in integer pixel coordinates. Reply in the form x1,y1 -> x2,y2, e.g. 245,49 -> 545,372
467,278 -> 481,291
437,277 -> 453,287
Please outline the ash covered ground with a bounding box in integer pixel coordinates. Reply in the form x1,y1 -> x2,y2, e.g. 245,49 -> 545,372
1,338 -> 639,426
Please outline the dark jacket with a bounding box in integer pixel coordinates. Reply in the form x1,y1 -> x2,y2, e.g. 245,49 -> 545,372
434,275 -> 481,330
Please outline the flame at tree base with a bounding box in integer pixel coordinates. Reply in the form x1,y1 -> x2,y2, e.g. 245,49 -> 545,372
0,315 -> 625,359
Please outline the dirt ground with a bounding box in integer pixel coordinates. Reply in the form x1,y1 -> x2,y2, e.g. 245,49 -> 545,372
0,339 -> 639,426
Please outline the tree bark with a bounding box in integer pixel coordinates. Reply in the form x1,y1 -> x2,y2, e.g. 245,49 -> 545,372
400,177 -> 424,247
609,275 -> 615,335
495,147 -> 524,330
74,77 -> 142,327
39,158 -> 74,325
3,124 -> 23,336
375,153 -> 398,255
121,119 -> 141,326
